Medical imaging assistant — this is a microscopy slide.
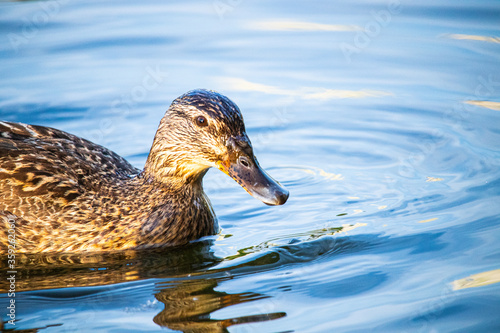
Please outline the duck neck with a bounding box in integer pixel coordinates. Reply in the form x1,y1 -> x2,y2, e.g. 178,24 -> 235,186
143,156 -> 209,189
143,121 -> 210,186
133,168 -> 216,248
134,119 -> 218,246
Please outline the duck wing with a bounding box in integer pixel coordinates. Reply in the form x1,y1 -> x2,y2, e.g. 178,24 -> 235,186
0,121 -> 140,209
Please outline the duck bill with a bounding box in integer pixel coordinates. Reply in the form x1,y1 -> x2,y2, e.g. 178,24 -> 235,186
217,156 -> 289,206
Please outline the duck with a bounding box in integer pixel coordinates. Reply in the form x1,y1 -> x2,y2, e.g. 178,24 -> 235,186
0,89 -> 288,254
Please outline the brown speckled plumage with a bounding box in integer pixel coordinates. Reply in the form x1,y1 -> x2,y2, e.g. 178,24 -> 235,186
0,90 -> 288,254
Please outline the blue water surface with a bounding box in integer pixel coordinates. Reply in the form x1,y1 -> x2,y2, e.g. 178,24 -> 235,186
1,0 -> 500,332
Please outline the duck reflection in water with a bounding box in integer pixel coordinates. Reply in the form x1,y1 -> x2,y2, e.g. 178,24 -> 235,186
0,241 -> 285,332
154,277 -> 285,332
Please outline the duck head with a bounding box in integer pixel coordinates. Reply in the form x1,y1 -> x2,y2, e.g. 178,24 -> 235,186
144,89 -> 289,206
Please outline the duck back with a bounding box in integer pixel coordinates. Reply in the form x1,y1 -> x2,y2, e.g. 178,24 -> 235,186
0,121 -> 141,252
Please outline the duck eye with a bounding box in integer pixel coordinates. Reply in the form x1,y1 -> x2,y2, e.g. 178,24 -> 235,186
195,116 -> 208,127
238,156 -> 251,168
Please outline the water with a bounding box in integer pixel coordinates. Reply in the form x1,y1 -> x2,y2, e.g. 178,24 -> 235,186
1,0 -> 500,332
